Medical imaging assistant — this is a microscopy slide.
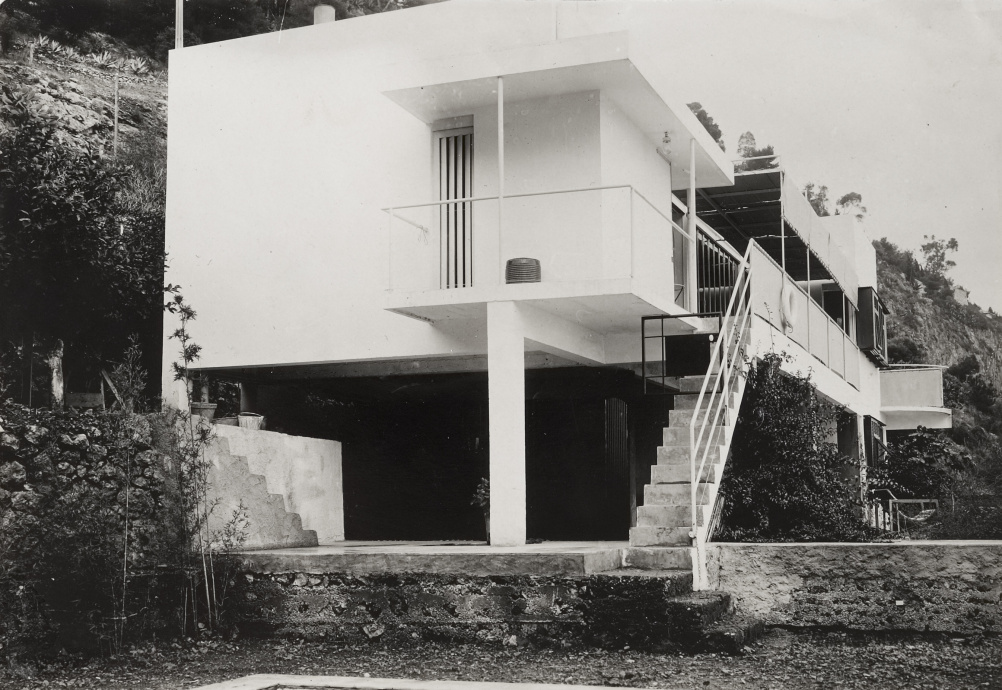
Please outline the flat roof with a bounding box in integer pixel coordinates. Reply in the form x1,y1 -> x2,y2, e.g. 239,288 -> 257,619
381,32 -> 734,190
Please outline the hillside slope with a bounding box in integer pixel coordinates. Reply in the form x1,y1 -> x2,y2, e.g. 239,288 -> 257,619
0,40 -> 166,151
876,240 -> 1002,390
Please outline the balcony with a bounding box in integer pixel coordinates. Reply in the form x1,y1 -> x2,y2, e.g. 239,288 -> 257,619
747,242 -> 861,388
880,366 -> 952,430
383,186 -> 694,333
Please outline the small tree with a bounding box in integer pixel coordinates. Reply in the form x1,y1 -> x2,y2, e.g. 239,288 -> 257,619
920,234 -> 959,279
835,191 -> 867,221
803,182 -> 832,217
735,131 -> 778,171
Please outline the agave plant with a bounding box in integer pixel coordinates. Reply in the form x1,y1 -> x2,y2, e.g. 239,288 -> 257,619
58,44 -> 81,60
127,57 -> 150,75
90,51 -> 115,68
35,34 -> 53,50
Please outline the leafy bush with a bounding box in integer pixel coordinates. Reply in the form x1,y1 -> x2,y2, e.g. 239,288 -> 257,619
0,99 -> 165,403
716,353 -> 876,542
887,336 -> 927,365
882,427 -> 966,501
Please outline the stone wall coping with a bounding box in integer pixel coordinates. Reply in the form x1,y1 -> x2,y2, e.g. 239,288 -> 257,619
195,674 -> 632,690
709,541 -> 1002,547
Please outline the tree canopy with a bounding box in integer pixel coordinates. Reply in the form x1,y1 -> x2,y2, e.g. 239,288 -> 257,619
1,0 -> 420,61
0,105 -> 165,398
686,102 -> 725,151
735,131 -> 778,171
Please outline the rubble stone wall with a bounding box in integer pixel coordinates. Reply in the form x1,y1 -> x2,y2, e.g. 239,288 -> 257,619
706,542 -> 1002,633
227,570 -> 702,649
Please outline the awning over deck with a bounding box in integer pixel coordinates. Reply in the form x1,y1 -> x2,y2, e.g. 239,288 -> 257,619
696,167 -> 859,300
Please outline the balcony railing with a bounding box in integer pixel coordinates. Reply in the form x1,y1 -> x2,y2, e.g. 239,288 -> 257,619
383,185 -> 692,308
880,365 -> 945,409
747,242 -> 861,387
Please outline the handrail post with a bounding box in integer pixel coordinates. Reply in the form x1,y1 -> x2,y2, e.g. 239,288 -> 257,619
387,208 -> 395,291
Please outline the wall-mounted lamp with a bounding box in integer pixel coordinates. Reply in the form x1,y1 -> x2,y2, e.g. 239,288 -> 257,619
656,131 -> 672,163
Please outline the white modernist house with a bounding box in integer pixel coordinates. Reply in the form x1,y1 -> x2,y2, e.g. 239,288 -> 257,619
164,2 -> 950,581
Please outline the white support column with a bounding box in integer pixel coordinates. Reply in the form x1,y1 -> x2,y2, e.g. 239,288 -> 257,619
497,75 -> 505,285
487,300 -> 526,546
686,138 -> 698,312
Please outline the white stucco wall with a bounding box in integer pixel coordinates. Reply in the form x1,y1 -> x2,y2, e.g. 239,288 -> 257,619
163,3 -> 693,389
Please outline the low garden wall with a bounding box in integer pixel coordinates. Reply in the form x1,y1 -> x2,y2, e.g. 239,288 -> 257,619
706,542 -> 1002,633
226,570 -> 712,649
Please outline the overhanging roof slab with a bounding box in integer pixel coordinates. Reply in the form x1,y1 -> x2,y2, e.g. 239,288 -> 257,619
381,31 -> 733,190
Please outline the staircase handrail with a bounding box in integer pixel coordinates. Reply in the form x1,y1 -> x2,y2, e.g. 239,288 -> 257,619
689,242 -> 754,539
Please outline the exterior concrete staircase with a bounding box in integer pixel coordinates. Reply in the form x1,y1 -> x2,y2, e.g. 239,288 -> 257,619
206,435 -> 319,549
626,243 -> 754,585
625,369 -> 746,568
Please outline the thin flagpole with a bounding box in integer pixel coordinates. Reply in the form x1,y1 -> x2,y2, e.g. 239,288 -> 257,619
176,0 -> 184,50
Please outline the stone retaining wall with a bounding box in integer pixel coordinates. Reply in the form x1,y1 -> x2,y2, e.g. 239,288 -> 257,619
706,542 -> 1002,633
227,570 -> 705,649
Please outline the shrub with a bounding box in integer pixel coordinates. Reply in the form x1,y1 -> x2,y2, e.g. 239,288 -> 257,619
716,353 -> 876,542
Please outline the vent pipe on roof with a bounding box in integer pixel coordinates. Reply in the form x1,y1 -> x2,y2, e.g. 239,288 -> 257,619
314,4 -> 337,24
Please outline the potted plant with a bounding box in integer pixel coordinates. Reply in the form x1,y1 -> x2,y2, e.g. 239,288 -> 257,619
190,401 -> 217,422
471,477 -> 490,544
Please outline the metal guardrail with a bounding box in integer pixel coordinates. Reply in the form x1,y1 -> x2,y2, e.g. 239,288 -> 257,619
690,243 -> 753,547
868,489 -> 940,534
382,185 -> 693,292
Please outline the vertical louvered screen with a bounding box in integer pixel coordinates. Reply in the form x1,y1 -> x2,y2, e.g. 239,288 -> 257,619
438,129 -> 473,289
604,398 -> 630,538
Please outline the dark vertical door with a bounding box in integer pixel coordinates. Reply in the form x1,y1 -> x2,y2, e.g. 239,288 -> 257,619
438,129 -> 473,288
604,398 -> 630,538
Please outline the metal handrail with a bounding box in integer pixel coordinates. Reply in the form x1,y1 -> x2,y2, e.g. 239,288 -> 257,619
689,242 -> 754,542
384,184 -> 693,239
384,184 -> 697,291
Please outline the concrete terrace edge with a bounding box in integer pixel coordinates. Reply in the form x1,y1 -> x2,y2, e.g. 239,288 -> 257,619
236,548 -> 625,577
194,676 -> 630,690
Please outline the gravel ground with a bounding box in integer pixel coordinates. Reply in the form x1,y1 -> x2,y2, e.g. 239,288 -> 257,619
1,630 -> 999,690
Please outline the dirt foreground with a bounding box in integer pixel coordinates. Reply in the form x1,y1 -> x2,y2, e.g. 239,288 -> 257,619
1,630 -> 999,690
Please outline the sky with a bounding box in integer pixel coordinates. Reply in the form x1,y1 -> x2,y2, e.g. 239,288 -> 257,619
612,0 -> 1001,311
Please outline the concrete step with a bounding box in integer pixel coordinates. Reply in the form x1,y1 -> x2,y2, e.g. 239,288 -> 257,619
629,524 -> 691,546
644,482 -> 712,505
665,591 -> 734,635
678,374 -> 721,393
668,407 -> 697,425
663,424 -> 726,447
656,443 -> 726,467
700,613 -> 767,655
651,461 -> 720,484
671,394 -> 702,411
637,503 -> 710,527
622,546 -> 693,571
208,450 -> 318,549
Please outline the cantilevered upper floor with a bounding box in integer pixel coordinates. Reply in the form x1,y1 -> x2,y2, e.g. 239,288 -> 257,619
164,2 -> 733,375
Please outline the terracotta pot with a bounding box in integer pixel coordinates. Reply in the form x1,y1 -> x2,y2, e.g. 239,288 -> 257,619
190,402 -> 217,422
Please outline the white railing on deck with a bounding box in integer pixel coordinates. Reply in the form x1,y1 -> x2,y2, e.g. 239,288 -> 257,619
382,185 -> 691,302
689,243 -> 754,543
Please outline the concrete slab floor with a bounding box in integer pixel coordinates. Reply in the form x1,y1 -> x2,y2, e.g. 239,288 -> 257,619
235,541 -> 632,576
194,675 -> 632,690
